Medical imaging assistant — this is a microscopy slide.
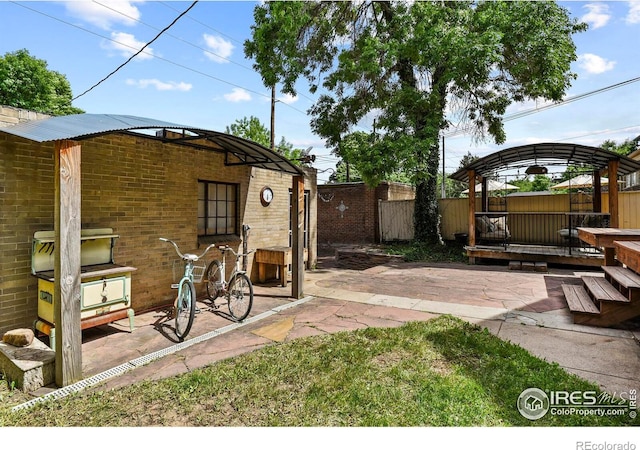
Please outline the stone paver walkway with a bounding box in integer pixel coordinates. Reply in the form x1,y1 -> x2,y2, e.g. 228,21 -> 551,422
23,256 -> 639,405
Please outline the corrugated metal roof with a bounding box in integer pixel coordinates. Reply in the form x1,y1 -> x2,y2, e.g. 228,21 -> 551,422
0,113 -> 304,176
450,142 -> 640,182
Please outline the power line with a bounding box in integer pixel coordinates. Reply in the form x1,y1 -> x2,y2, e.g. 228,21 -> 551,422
159,1 -> 244,46
12,1 -> 312,115
441,123 -> 640,172
444,75 -> 640,138
93,0 -> 255,72
555,124 -> 640,143
73,1 -> 199,101
157,1 -> 322,106
503,76 -> 640,122
10,1 -> 636,167
127,1 -> 321,110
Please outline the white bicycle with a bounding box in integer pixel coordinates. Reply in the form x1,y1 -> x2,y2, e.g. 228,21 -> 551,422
205,245 -> 254,322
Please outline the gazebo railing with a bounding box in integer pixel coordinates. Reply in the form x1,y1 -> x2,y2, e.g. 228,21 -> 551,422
474,211 -> 610,249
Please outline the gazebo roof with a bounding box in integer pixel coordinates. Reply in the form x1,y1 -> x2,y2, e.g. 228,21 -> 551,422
450,142 -> 640,182
0,113 -> 304,176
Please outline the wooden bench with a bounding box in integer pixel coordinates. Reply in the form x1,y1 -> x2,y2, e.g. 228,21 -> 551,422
255,247 -> 291,287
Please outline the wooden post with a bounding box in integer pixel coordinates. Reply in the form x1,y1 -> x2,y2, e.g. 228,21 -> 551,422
593,169 -> 602,213
292,176 -> 305,298
480,177 -> 488,212
608,160 -> 619,228
468,169 -> 476,248
54,140 -> 83,386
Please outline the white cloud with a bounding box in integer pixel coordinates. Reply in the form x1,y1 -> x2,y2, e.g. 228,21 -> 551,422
101,31 -> 154,60
63,1 -> 142,30
203,34 -> 234,63
626,1 -> 640,24
126,79 -> 192,91
577,53 -> 616,74
224,88 -> 251,102
277,93 -> 298,105
581,3 -> 611,29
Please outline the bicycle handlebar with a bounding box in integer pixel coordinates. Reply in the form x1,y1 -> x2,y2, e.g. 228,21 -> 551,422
218,245 -> 255,257
160,238 -> 216,261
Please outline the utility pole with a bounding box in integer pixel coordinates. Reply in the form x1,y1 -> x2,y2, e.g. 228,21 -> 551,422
441,135 -> 446,198
270,85 -> 276,150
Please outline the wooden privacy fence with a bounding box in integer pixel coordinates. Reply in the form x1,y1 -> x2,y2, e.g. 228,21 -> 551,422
378,199 -> 414,241
378,191 -> 640,243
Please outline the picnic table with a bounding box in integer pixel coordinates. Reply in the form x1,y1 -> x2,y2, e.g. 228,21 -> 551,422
577,227 -> 640,266
613,241 -> 640,273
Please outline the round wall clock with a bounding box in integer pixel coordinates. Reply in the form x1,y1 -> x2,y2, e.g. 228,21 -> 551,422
260,186 -> 273,206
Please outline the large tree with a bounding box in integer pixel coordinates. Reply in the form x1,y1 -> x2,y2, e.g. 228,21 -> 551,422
0,49 -> 84,116
225,115 -> 271,147
226,116 -> 306,164
601,138 -> 637,157
245,1 -> 586,243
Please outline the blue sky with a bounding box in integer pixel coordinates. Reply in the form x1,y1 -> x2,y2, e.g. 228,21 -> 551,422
0,1 -> 639,183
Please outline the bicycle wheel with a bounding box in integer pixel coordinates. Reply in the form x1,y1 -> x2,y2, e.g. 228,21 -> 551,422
175,279 -> 196,340
227,273 -> 253,321
205,259 -> 223,300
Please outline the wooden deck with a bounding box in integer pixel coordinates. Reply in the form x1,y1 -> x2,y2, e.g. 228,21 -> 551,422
465,244 -> 604,267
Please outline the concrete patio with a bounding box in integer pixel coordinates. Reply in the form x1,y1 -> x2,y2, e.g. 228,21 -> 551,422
18,255 -> 640,407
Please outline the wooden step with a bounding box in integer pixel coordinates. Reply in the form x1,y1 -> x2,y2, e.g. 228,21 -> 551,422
602,265 -> 640,301
562,284 -> 599,314
582,276 -> 629,304
564,275 -> 640,327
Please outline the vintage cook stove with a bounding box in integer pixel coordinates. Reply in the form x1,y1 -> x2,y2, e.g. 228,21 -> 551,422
31,228 -> 136,349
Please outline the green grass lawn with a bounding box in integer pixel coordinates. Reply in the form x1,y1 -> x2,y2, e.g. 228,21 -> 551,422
1,315 -> 636,427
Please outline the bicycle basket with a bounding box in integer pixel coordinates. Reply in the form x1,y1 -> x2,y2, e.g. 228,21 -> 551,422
192,264 -> 206,283
173,260 -> 207,283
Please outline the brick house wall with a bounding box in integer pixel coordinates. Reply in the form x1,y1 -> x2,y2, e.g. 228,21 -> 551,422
0,107 -> 317,335
0,105 -> 51,126
317,181 -> 415,246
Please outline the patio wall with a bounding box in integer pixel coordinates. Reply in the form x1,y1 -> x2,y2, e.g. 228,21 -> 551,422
317,181 -> 415,245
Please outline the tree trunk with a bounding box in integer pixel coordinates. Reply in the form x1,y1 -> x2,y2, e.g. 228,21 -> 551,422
413,63 -> 447,245
414,144 -> 442,244
379,1 -> 445,244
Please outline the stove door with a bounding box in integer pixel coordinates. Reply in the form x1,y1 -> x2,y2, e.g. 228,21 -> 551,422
81,276 -> 130,310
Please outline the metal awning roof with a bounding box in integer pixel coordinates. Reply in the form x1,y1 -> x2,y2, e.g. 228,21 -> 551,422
0,113 -> 304,176
450,142 -> 640,182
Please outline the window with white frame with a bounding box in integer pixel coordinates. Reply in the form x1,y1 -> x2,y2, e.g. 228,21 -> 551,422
198,181 -> 238,236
